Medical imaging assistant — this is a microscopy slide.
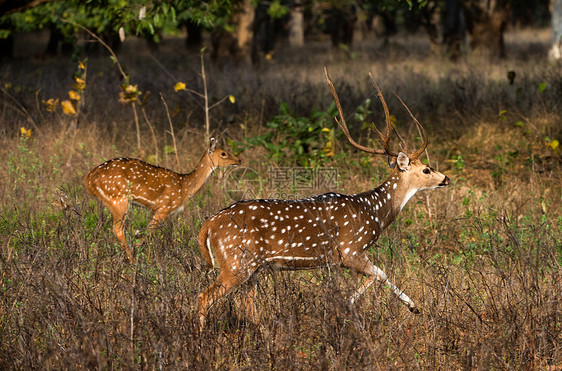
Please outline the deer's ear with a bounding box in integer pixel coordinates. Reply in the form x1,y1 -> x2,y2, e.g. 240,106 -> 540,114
208,137 -> 216,154
396,152 -> 411,171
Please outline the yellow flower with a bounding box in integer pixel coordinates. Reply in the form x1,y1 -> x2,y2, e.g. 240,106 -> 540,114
78,61 -> 86,70
174,82 -> 186,92
20,127 -> 32,138
61,100 -> 76,115
547,139 -> 559,154
322,128 -> 334,156
74,77 -> 86,91
228,95 -> 235,103
68,90 -> 81,101
119,84 -> 141,104
323,143 -> 334,157
42,98 -> 59,112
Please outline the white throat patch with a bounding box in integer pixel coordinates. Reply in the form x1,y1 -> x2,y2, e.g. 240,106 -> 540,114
400,188 -> 418,211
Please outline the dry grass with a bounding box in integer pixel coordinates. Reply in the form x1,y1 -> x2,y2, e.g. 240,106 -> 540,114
0,28 -> 561,369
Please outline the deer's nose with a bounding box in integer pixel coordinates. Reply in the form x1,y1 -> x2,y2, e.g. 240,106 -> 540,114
439,176 -> 450,187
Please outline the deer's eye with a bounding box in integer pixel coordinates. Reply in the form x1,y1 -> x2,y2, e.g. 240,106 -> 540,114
423,168 -> 431,174
221,152 -> 227,156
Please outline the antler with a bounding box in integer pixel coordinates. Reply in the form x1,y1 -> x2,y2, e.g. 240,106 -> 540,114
324,67 -> 398,157
393,93 -> 428,161
368,72 -> 405,157
325,67 -> 429,161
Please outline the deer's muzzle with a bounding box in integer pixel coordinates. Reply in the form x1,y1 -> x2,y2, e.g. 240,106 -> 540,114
439,176 -> 450,187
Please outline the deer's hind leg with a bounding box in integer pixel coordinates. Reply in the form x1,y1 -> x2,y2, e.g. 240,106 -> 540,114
108,199 -> 133,263
198,269 -> 249,328
198,257 -> 259,328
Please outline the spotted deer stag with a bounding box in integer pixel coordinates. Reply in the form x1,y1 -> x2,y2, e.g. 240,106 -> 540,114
85,138 -> 240,262
197,69 -> 450,326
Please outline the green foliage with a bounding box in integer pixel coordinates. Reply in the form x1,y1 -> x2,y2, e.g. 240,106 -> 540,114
267,0 -> 289,19
0,0 -> 236,43
402,0 -> 429,9
450,154 -> 465,172
176,0 -> 235,28
0,0 -> 297,47
241,101 -> 339,167
355,98 -> 373,129
7,137 -> 45,206
238,98 -> 393,169
491,147 -> 519,184
498,109 -> 507,122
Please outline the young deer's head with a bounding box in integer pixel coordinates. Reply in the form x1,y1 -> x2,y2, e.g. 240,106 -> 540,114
204,137 -> 242,171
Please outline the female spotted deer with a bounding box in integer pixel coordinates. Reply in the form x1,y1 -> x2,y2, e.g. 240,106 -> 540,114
197,69 -> 450,326
85,138 -> 240,262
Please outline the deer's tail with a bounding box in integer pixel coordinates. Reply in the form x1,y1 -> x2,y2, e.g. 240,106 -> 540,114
198,220 -> 216,268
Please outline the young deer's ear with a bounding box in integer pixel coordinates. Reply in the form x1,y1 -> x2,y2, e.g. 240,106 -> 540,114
208,137 -> 216,154
396,152 -> 411,171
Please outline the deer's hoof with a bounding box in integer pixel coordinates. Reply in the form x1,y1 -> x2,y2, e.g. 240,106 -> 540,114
409,305 -> 420,314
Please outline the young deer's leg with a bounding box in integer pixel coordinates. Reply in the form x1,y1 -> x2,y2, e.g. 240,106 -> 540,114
109,199 -> 134,263
135,207 -> 172,248
344,253 -> 419,313
148,207 -> 171,228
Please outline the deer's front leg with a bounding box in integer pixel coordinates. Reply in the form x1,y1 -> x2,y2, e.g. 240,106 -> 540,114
344,253 -> 419,313
238,279 -> 259,323
138,205 -> 172,246
148,205 -> 172,228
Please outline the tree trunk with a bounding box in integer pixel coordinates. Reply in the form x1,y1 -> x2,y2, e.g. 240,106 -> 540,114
326,4 -> 356,48
443,0 -> 466,60
231,0 -> 255,64
45,26 -> 74,56
0,33 -> 14,58
251,2 -> 275,62
183,19 -> 203,50
421,3 -> 441,54
465,0 -> 509,59
549,0 -> 562,59
210,0 -> 255,64
288,0 -> 304,47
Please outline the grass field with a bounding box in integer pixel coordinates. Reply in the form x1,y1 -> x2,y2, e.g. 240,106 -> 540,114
0,28 -> 561,369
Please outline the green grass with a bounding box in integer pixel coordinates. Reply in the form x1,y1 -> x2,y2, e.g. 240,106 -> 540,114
0,29 -> 561,369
